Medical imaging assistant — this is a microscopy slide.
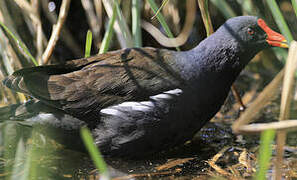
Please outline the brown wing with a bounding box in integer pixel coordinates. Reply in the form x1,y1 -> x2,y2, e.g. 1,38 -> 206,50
4,47 -> 184,121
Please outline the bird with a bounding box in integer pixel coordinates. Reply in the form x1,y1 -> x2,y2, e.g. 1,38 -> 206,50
2,16 -> 288,157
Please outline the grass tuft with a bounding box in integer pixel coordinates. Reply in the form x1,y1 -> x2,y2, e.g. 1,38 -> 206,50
0,21 -> 38,66
147,0 -> 180,51
255,129 -> 276,180
85,30 -> 93,58
266,0 -> 294,43
99,1 -> 117,54
80,127 -> 109,180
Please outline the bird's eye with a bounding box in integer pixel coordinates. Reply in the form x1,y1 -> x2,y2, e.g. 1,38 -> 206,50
247,28 -> 254,35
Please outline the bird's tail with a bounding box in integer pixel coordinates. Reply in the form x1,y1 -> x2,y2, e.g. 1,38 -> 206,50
2,75 -> 30,95
0,99 -> 85,131
0,100 -> 86,151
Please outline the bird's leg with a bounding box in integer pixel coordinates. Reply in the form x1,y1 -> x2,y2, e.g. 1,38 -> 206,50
231,85 -> 245,111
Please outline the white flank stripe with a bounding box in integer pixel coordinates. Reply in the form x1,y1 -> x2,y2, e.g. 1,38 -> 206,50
100,108 -> 122,116
164,88 -> 182,95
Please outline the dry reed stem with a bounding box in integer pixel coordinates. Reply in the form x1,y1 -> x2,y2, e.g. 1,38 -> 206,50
279,41 -> 297,121
275,131 -> 286,180
31,0 -> 43,64
0,0 -> 39,68
0,30 -> 25,103
14,0 -> 41,30
141,0 -> 196,47
0,1 -> 22,39
0,1 -> 36,103
93,0 -> 103,48
197,0 -> 214,35
0,6 -> 26,103
0,44 -> 18,72
14,0 -> 49,64
238,149 -> 255,173
275,41 -> 297,180
155,157 -> 194,171
0,4 -> 23,71
232,69 -> 284,133
40,0 -> 82,57
236,120 -> 297,133
112,169 -> 182,180
93,0 -> 103,30
122,0 -> 131,25
207,146 -> 231,176
13,0 -> 36,18
102,0 -> 133,48
231,41 -> 297,180
81,0 -> 101,49
159,0 -> 181,34
42,0 -> 71,64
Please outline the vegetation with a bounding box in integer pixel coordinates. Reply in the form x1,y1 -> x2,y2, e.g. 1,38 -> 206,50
0,0 -> 296,179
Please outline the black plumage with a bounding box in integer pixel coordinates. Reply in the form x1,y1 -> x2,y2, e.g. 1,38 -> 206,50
2,16 -> 287,157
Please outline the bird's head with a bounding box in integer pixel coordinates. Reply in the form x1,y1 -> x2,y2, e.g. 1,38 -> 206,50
220,16 -> 288,51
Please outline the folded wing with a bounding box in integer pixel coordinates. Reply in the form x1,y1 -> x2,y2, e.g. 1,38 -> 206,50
3,48 -> 184,122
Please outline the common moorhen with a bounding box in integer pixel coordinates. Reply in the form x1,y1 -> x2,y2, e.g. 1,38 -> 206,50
2,16 -> 288,157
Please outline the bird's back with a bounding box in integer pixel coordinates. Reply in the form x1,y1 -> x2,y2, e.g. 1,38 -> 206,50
3,47 -> 186,125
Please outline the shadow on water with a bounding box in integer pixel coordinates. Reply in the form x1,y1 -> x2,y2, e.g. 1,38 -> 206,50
0,120 -> 235,179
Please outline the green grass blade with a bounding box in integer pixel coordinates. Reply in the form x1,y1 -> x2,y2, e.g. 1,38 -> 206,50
115,0 -> 133,47
99,3 -> 117,54
80,127 -> 109,179
205,0 -> 212,35
210,0 -> 236,19
147,0 -> 172,36
239,0 -> 255,15
147,0 -> 180,51
0,21 -> 38,66
254,129 -> 276,180
132,0 -> 142,47
198,0 -> 214,36
151,0 -> 170,19
266,0 -> 294,43
292,0 -> 297,17
85,30 -> 93,58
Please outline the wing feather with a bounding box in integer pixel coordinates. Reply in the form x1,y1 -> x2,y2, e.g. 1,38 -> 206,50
3,47 -> 184,121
